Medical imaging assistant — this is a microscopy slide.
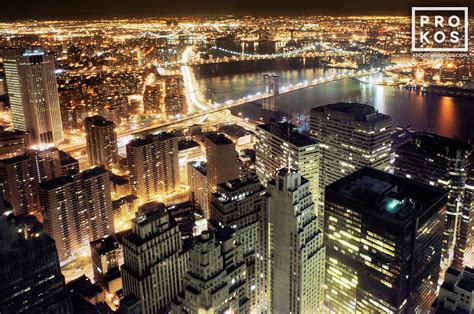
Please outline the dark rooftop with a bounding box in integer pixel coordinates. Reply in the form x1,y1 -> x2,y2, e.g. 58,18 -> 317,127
257,122 -> 317,147
39,175 -> 74,191
178,139 -> 200,151
0,153 -> 29,165
127,132 -> 176,148
112,194 -> 139,210
81,166 -> 108,180
397,132 -> 471,159
326,167 -> 447,223
205,132 -> 233,145
85,115 -> 115,127
90,230 -> 131,255
311,102 -> 391,123
458,267 -> 474,292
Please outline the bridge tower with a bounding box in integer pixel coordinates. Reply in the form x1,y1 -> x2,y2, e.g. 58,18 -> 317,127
262,74 -> 279,111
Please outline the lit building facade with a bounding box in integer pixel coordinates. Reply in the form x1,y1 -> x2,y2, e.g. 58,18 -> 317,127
39,167 -> 114,263
126,132 -> 180,202
255,122 -> 320,207
267,168 -> 325,313
0,147 -> 65,216
85,115 -> 118,170
204,133 -> 239,196
3,49 -> 64,146
209,177 -> 268,310
310,102 -> 392,228
0,196 -> 72,313
121,202 -> 186,313
324,167 -> 447,313
394,133 -> 473,269
172,228 -> 250,313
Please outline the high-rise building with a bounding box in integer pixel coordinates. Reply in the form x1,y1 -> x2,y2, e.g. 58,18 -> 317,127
262,74 -> 279,111
162,74 -> 186,117
432,267 -> 474,313
0,147 -> 65,216
127,132 -> 179,202
90,230 -> 130,294
187,161 -> 209,216
3,49 -> 64,146
266,168 -> 325,313
85,115 -> 118,170
121,202 -> 186,313
0,154 -> 36,216
310,102 -> 392,227
394,133 -> 473,269
209,177 -> 268,310
204,133 -> 239,197
255,122 -> 320,206
172,228 -> 250,313
0,196 -> 72,313
324,167 -> 447,313
39,167 -> 114,263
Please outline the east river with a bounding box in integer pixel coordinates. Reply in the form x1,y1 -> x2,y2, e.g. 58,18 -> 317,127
196,66 -> 474,140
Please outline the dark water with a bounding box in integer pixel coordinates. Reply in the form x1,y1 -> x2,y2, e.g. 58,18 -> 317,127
197,68 -> 474,140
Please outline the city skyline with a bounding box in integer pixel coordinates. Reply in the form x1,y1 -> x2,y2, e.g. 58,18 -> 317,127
1,0 -> 471,20
0,7 -> 472,314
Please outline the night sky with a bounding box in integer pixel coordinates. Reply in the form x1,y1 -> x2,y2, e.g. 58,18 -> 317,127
1,0 -> 472,20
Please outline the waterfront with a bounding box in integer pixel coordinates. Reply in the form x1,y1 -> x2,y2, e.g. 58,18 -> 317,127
197,67 -> 474,140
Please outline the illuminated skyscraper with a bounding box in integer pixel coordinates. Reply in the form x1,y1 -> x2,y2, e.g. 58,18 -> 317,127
121,202 -> 186,313
324,167 -> 447,313
255,122 -> 320,207
127,132 -> 179,202
172,228 -> 250,313
267,168 -> 325,313
3,49 -> 64,146
310,102 -> 392,228
39,167 -> 114,263
85,115 -> 118,170
204,133 -> 239,199
0,147 -> 64,216
0,197 -> 72,313
209,177 -> 268,310
394,133 -> 473,270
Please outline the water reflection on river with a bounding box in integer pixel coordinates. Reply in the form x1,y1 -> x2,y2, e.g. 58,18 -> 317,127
197,68 -> 473,140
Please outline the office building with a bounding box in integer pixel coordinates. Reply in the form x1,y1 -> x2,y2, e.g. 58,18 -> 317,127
394,133 -> 473,269
324,167 -> 447,313
267,168 -> 325,313
3,49 -> 64,146
205,132 -> 239,196
255,122 -> 320,207
39,167 -> 114,263
187,161 -> 209,217
85,115 -> 118,170
162,74 -> 186,117
127,132 -> 179,202
0,197 -> 72,313
90,230 -> 130,294
0,147 -> 64,216
431,267 -> 474,313
121,202 -> 186,313
310,102 -> 392,227
209,176 -> 267,310
172,228 -> 250,313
